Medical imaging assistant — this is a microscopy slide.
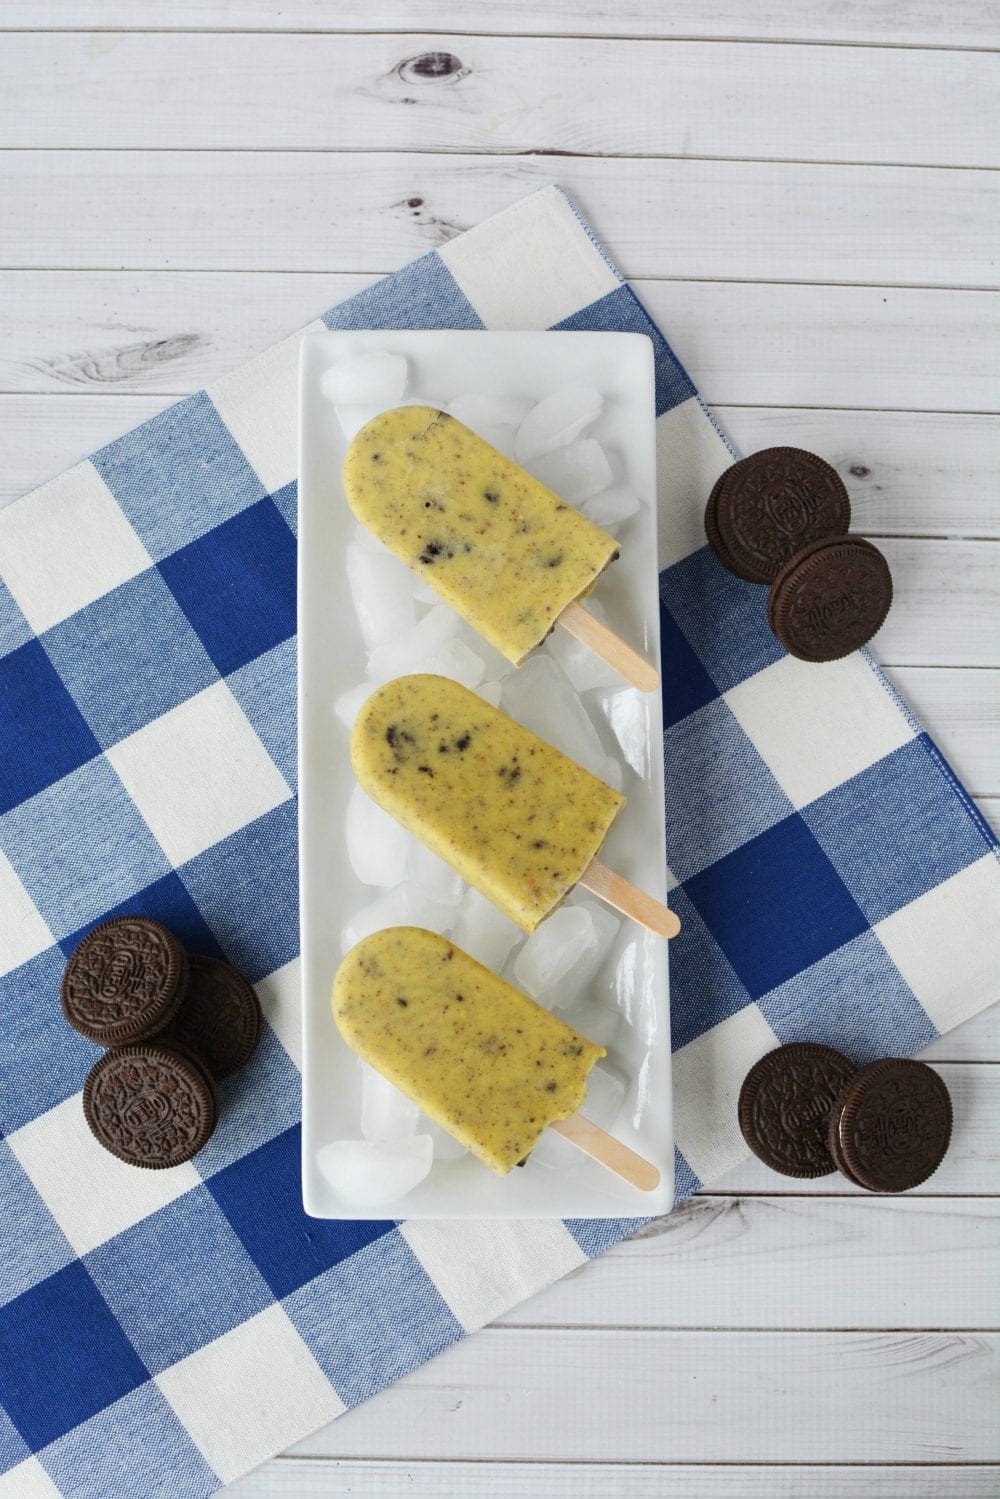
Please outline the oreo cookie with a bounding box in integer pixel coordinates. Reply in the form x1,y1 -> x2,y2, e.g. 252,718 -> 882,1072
828,1058 -> 952,1193
767,535 -> 893,662
61,916 -> 188,1047
168,954 -> 262,1082
705,448 -> 851,584
738,1042 -> 857,1178
83,1041 -> 218,1169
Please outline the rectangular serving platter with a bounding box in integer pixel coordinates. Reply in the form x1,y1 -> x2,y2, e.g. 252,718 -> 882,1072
298,329 -> 673,1218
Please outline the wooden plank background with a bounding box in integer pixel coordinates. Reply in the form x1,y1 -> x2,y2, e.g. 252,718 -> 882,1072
3,5 -> 998,1496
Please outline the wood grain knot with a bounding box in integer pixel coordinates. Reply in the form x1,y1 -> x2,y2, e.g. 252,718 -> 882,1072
849,464 -> 871,478
395,52 -> 469,84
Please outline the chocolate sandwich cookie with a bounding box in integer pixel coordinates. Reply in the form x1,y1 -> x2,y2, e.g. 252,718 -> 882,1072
738,1042 -> 857,1178
83,1041 -> 218,1169
61,916 -> 189,1047
705,448 -> 851,585
827,1058 -> 952,1193
167,954 -> 262,1082
768,535 -> 893,662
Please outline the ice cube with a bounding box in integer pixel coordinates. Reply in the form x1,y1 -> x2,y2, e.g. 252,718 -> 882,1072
360,1063 -> 420,1142
515,387 -> 603,463
527,1128 -> 578,1170
514,905 -> 597,998
336,403 -> 385,442
412,575 -> 439,604
366,604 -> 461,682
582,1063 -> 627,1129
476,424 -> 518,459
333,682 -> 373,731
547,900 -> 620,1008
345,784 -> 410,886
317,1136 -> 432,1208
530,439 -> 614,502
346,540 -> 416,650
340,882 -> 455,954
500,655 -> 613,782
452,885 -> 522,973
581,486 -> 641,530
554,996 -> 623,1050
422,636 -> 486,691
321,351 -> 408,406
419,1114 -> 468,1163
475,680 -> 503,708
407,839 -> 465,906
543,601 -> 620,692
595,688 -> 650,777
447,393 -> 532,432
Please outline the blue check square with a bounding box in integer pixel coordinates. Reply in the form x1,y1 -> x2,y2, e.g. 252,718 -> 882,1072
324,253 -> 483,332
285,1231 -> 463,1407
85,1187 -> 273,1375
60,869 -> 227,963
758,928 -> 937,1062
555,284 -> 697,417
0,642 -> 100,814
208,1125 -> 395,1300
684,813 -> 869,1000
660,547 -> 784,694
0,756 -> 170,941
664,698 -> 792,882
159,497 -> 296,678
0,1142 -> 74,1307
227,637 -> 298,792
802,735 -> 996,926
660,595 -> 720,730
666,888 -> 754,1050
0,1261 -> 148,1451
92,392 -> 266,562
179,799 -> 298,983
42,569 -> 218,750
0,947 -> 97,1135
40,1382 -> 217,1499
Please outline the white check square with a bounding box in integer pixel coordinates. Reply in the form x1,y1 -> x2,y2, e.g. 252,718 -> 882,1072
401,1219 -> 586,1332
0,462 -> 152,635
7,1093 -> 200,1257
671,1004 -> 779,1183
0,848 -> 54,977
655,399 -> 733,569
876,853 -> 1000,1033
725,653 -> 915,808
439,186 -> 620,330
210,322 -> 326,494
0,1459 -> 61,1498
106,681 -> 291,866
156,1304 -> 344,1484
254,958 -> 302,1070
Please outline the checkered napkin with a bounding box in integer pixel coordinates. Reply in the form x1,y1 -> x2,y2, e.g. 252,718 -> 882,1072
1,186 -> 998,1498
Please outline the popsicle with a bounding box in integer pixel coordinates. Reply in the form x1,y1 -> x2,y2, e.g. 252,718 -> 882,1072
333,926 -> 659,1188
343,405 -> 658,691
350,674 -> 680,939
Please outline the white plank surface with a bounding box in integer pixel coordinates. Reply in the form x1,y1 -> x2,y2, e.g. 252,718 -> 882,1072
6,8 -> 999,1499
4,1 -> 997,48
2,34 -> 998,167
2,153 -> 998,290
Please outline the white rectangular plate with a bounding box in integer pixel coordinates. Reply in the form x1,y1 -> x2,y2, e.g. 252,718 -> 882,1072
298,329 -> 673,1218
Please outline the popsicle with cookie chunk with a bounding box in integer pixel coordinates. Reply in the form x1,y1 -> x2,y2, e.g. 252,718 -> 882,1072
343,405 -> 658,691
333,926 -> 659,1189
350,674 -> 680,939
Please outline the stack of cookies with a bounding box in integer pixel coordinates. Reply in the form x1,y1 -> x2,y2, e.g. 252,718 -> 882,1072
738,1042 -> 953,1191
60,916 -> 261,1169
705,447 -> 894,662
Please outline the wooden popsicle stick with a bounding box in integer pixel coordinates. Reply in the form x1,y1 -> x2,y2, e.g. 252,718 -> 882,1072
551,1114 -> 661,1192
579,859 -> 681,939
557,599 -> 660,693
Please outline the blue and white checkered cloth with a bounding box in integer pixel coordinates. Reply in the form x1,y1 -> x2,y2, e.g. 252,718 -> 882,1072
1,186 -> 998,1497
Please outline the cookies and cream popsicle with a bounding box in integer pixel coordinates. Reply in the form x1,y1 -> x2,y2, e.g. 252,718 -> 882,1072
343,406 -> 657,689
333,926 -> 605,1174
351,674 -> 625,933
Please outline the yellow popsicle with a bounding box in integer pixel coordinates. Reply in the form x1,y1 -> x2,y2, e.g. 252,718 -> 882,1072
351,674 -> 625,932
333,926 -> 605,1174
343,405 -> 619,665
